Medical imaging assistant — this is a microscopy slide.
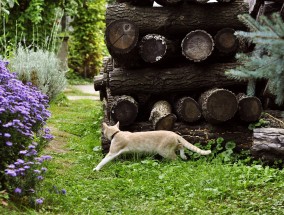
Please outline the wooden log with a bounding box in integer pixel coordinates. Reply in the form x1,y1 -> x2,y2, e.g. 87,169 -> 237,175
106,19 -> 139,54
175,97 -> 202,123
149,100 -> 177,130
106,1 -> 248,38
139,34 -> 178,64
116,0 -> 154,7
120,121 -> 253,150
199,88 -> 238,124
246,0 -> 265,18
110,95 -> 138,126
251,128 -> 284,162
155,0 -> 184,6
216,0 -> 235,3
186,0 -> 209,4
214,28 -> 239,55
181,30 -> 214,62
237,94 -> 262,122
108,63 -> 246,95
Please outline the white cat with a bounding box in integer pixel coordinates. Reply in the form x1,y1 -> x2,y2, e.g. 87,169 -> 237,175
94,122 -> 211,171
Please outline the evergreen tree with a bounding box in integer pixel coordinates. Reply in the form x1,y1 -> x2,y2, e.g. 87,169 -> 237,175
226,13 -> 284,105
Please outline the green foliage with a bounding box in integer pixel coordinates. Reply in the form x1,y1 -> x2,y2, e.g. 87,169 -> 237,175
248,118 -> 270,130
0,0 -> 17,16
68,0 -> 106,78
9,45 -> 67,101
226,13 -> 284,105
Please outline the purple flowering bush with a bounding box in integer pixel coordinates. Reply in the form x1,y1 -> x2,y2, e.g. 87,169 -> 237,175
0,60 -> 53,205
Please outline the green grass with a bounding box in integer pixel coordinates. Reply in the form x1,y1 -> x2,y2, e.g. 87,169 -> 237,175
2,98 -> 284,215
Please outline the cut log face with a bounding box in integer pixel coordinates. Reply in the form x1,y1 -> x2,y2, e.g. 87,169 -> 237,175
175,97 -> 202,123
181,30 -> 214,62
251,128 -> 284,162
237,94 -> 262,122
106,19 -> 139,54
199,88 -> 238,124
139,34 -> 167,63
214,28 -> 239,54
149,100 -> 177,130
111,95 -> 138,126
155,0 -> 184,6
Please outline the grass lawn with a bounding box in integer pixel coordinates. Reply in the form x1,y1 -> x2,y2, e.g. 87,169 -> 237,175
2,98 -> 284,215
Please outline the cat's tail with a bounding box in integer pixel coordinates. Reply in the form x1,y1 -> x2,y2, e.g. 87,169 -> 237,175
178,136 -> 211,155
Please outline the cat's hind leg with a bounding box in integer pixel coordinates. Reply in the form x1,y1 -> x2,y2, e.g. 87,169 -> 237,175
179,147 -> 187,160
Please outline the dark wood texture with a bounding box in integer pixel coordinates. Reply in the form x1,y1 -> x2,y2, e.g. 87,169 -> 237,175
199,88 -> 238,124
116,0 -> 154,7
247,0 -> 264,18
106,19 -> 139,54
106,1 -> 248,38
237,94 -> 262,122
175,97 -> 202,123
139,34 -> 177,63
108,63 -> 246,95
155,0 -> 184,6
181,30 -> 214,62
110,95 -> 138,126
251,128 -> 284,162
214,28 -> 239,54
149,100 -> 177,130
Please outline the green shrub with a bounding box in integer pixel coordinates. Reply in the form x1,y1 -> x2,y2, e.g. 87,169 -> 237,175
9,45 -> 67,101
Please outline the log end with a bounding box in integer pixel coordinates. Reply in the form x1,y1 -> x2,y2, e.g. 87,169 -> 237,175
181,30 -> 214,62
155,113 -> 177,130
176,97 -> 202,123
106,19 -> 139,54
214,28 -> 239,54
200,88 -> 238,123
111,96 -> 138,126
140,34 -> 167,63
238,96 -> 262,122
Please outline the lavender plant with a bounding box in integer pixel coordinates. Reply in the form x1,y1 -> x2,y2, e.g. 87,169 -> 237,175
9,45 -> 67,101
0,59 -> 52,205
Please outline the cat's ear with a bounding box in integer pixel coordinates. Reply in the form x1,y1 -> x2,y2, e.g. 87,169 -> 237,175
115,121 -> 120,128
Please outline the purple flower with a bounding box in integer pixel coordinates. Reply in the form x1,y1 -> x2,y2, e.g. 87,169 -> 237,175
8,164 -> 15,169
14,188 -> 22,194
5,169 -> 17,177
6,141 -> 13,146
35,198 -> 44,204
29,189 -> 35,193
37,176 -> 44,180
41,167 -> 47,172
19,150 -> 28,155
61,189 -> 67,195
16,159 -> 25,164
41,155 -> 52,161
4,133 -> 11,138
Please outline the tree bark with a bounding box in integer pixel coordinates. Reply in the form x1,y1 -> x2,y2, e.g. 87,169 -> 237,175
251,128 -> 284,162
181,30 -> 214,62
149,100 -> 177,130
139,34 -> 179,64
199,88 -> 238,124
110,95 -> 139,126
107,63 -> 246,95
175,97 -> 202,123
155,0 -> 184,6
116,0 -> 154,7
214,28 -> 239,55
247,0 -> 265,18
106,1 -> 248,38
237,93 -> 262,122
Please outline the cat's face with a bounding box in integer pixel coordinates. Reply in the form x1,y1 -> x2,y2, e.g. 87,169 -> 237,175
102,122 -> 120,139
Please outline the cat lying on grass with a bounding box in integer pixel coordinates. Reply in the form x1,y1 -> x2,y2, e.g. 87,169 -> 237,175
94,122 -> 211,171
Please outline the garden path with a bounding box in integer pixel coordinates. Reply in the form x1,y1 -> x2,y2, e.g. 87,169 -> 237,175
66,84 -> 100,100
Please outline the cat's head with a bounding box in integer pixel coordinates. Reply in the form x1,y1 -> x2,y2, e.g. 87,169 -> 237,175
102,121 -> 120,140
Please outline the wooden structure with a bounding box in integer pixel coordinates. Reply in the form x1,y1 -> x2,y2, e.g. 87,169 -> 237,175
95,0 -> 284,162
